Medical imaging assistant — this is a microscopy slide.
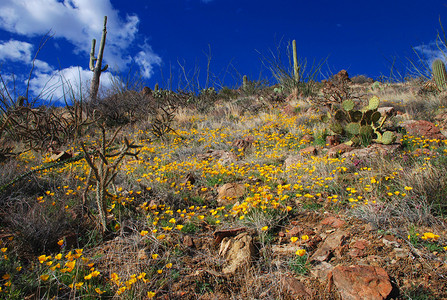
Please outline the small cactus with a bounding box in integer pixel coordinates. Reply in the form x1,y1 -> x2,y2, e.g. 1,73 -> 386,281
432,59 -> 447,90
243,75 -> 248,90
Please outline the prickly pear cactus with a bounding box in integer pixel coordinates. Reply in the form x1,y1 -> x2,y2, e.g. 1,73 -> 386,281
322,96 -> 396,146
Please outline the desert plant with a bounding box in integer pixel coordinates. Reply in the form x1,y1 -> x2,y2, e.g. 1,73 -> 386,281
81,124 -> 141,232
322,96 -> 396,146
258,39 -> 327,97
89,16 -> 109,101
432,59 -> 447,91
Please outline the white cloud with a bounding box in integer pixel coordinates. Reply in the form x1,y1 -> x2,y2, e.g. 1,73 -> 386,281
0,0 -> 161,78
413,39 -> 447,67
0,39 -> 53,73
0,40 -> 33,63
135,41 -> 162,78
29,66 -> 116,103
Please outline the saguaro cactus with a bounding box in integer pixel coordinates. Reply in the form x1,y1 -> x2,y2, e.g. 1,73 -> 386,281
432,59 -> 447,91
243,75 -> 248,90
292,40 -> 300,83
90,16 -> 109,101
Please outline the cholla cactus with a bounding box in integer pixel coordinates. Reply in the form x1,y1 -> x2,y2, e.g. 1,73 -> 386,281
432,59 -> 447,91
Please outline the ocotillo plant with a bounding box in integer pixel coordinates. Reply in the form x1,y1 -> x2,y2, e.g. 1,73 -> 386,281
81,125 -> 140,232
432,59 -> 447,91
89,16 -> 109,101
292,40 -> 300,83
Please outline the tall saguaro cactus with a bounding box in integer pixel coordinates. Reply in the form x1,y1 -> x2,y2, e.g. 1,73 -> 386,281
90,16 -> 109,101
432,59 -> 447,91
292,40 -> 300,83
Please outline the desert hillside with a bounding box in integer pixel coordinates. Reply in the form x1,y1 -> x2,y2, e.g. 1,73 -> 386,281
1,72 -> 447,299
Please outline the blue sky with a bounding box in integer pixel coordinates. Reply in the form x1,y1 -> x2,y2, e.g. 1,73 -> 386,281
0,0 -> 445,102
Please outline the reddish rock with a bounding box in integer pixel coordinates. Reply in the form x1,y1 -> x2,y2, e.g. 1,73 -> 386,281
321,216 -> 346,228
283,104 -> 298,116
286,226 -> 301,238
327,144 -> 354,158
403,120 -> 445,140
299,146 -> 318,156
326,135 -> 341,147
342,144 -> 401,160
310,230 -> 348,263
329,265 -> 393,300
281,275 -> 312,299
348,239 -> 370,258
301,134 -> 314,143
333,70 -> 351,83
232,136 -> 254,151
141,86 -> 151,97
183,235 -> 195,248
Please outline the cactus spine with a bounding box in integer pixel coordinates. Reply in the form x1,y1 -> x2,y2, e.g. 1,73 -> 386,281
432,59 -> 447,91
292,40 -> 300,83
90,16 -> 109,101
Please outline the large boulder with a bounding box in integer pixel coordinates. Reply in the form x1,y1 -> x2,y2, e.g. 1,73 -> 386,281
329,265 -> 394,300
402,120 -> 445,140
218,232 -> 255,274
217,183 -> 246,206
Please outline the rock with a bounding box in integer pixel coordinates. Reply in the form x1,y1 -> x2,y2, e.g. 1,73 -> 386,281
349,239 -> 370,258
326,135 -> 341,147
281,275 -> 312,299
141,86 -> 151,97
341,144 -> 401,161
311,261 -> 334,281
137,248 -> 148,260
213,227 -> 247,245
402,120 -> 445,140
333,70 -> 351,83
299,146 -> 318,156
182,172 -> 196,186
217,151 -> 238,165
49,151 -> 72,162
271,244 -> 302,255
284,155 -> 305,169
321,216 -> 346,228
329,265 -> 393,300
219,232 -> 255,274
286,226 -> 301,238
393,248 -> 408,259
310,230 -> 348,263
217,183 -> 246,206
377,106 -> 396,117
183,235 -> 195,248
232,136 -> 254,151
198,150 -> 238,165
327,144 -> 354,158
301,134 -> 314,143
